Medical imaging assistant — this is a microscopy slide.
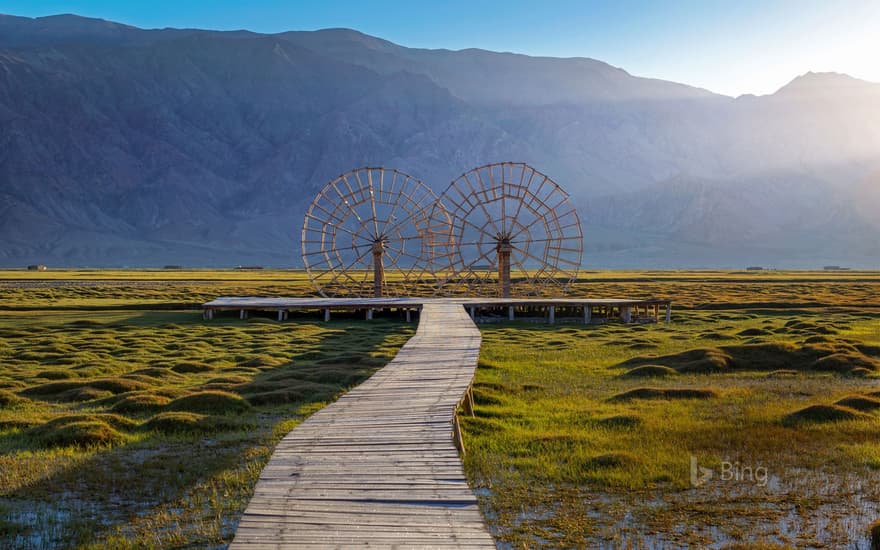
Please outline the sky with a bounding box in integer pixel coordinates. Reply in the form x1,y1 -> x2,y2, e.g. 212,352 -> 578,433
1,0 -> 878,97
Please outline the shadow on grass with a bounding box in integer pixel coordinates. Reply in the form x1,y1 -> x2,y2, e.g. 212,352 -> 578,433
0,313 -> 414,548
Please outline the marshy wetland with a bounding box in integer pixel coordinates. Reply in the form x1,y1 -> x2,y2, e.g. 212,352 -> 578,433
1,269 -> 879,548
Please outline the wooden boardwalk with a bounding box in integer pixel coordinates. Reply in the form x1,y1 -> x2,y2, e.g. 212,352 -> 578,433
231,302 -> 496,548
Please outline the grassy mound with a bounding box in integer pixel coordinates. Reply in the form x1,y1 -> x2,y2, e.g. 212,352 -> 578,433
29,414 -> 133,448
834,395 -> 880,412
611,387 -> 718,401
58,387 -> 114,402
170,362 -> 214,374
621,341 -> 878,375
33,421 -> 126,448
141,411 -> 247,434
738,328 -> 771,337
129,367 -> 185,380
783,404 -> 871,425
622,365 -> 678,378
111,394 -> 172,414
22,377 -> 152,401
205,376 -> 250,385
812,353 -> 878,373
35,370 -> 76,380
0,389 -> 28,408
166,390 -> 251,414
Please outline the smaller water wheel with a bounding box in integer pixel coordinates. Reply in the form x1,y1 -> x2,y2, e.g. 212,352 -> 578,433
301,167 -> 439,297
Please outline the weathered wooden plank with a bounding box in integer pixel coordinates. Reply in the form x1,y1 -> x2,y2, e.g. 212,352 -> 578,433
230,302 -> 494,548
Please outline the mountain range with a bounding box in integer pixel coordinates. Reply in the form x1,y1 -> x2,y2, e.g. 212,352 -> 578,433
1,13 -> 878,268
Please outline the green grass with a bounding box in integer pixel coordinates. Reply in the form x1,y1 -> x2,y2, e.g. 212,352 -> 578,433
462,308 -> 880,547
0,309 -> 413,548
2,269 -> 880,547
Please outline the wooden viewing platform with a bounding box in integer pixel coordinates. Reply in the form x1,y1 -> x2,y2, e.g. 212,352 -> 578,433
202,296 -> 673,324
231,301 -> 495,548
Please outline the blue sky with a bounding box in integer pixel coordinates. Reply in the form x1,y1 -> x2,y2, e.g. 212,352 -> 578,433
1,0 -> 878,97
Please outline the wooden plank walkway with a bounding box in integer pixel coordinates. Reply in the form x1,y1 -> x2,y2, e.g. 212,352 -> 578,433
231,302 -> 496,548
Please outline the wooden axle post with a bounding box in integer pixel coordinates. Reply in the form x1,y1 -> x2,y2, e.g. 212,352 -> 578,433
372,241 -> 385,298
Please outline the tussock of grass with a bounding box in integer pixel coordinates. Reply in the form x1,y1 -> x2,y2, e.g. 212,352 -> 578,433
34,370 -> 76,380
31,420 -> 127,448
623,347 -> 733,373
58,387 -> 114,402
738,328 -> 771,337
783,404 -> 872,425
20,380 -> 84,397
622,365 -> 678,377
813,352 -> 878,373
166,390 -> 251,414
170,361 -> 214,374
129,367 -> 183,380
27,414 -> 136,448
206,376 -> 249,385
0,389 -> 28,408
110,394 -> 172,414
238,356 -> 286,368
835,395 -> 880,412
21,377 -> 152,401
140,411 -> 247,434
623,341 -> 878,375
610,387 -> 719,401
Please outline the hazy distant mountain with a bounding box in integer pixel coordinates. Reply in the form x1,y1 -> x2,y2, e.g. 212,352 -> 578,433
0,13 -> 878,268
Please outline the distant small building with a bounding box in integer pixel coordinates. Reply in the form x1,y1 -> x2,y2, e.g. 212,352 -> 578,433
27,264 -> 47,271
823,265 -> 851,271
163,265 -> 183,270
235,265 -> 264,270
746,266 -> 764,271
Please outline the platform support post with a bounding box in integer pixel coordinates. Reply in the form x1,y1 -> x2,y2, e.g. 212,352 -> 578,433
469,306 -> 475,320
665,304 -> 672,324
277,310 -> 284,321
621,306 -> 632,323
583,305 -> 591,324
323,308 -> 330,322
405,309 -> 411,322
452,415 -> 465,456
548,305 -> 555,324
507,306 -> 514,321
462,387 -> 475,416
366,309 -> 373,320
240,309 -> 247,320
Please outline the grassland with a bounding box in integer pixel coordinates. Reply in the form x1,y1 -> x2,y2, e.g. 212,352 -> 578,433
2,269 -> 879,548
462,292 -> 880,547
0,272 -> 413,548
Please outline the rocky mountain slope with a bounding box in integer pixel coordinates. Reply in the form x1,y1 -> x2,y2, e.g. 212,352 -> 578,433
0,13 -> 878,267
